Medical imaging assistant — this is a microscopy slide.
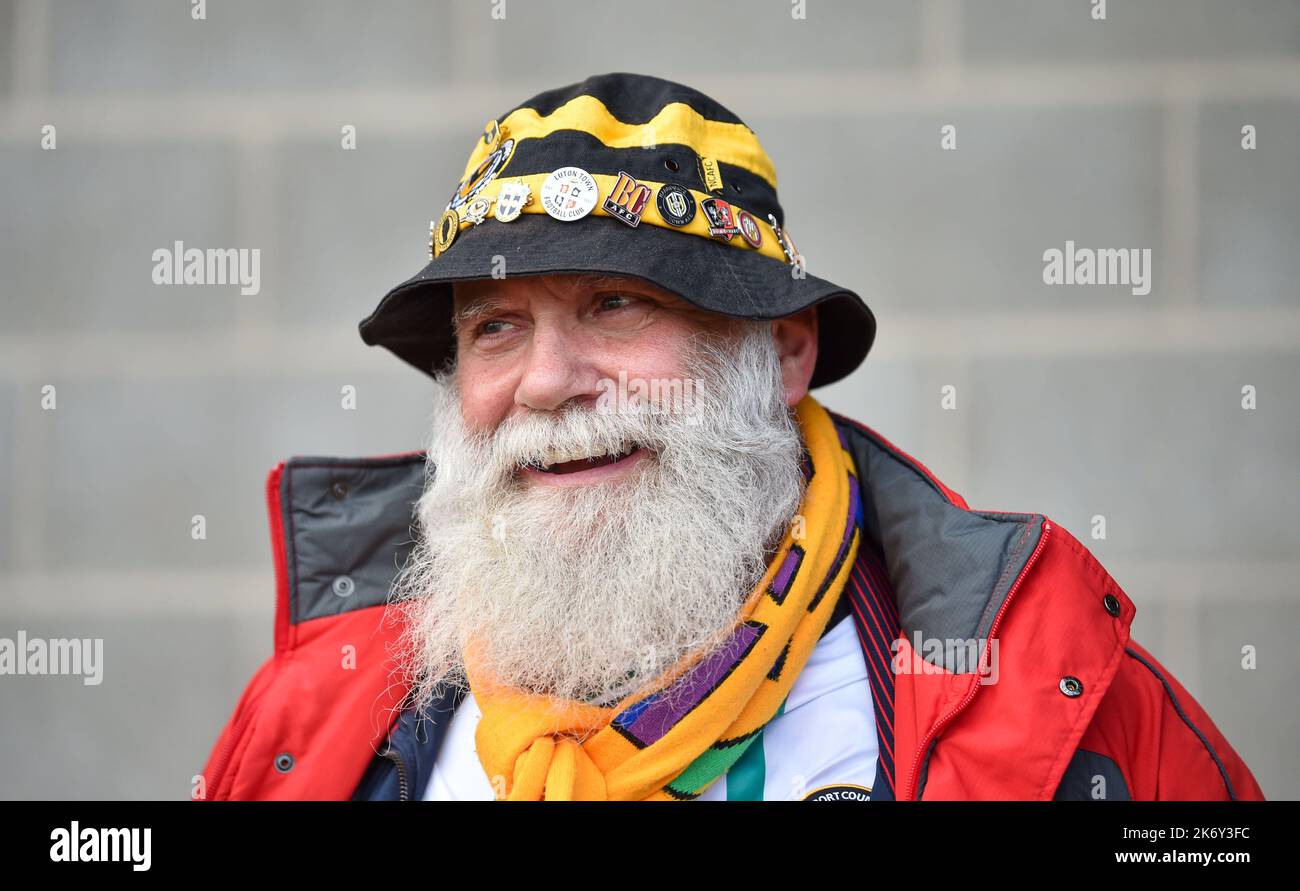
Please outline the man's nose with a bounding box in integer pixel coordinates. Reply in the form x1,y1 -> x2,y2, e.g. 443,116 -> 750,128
513,323 -> 600,412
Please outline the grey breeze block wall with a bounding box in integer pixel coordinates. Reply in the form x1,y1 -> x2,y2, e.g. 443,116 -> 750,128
0,0 -> 1296,799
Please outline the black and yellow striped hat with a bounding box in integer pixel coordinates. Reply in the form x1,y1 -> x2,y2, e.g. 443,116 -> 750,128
359,72 -> 875,388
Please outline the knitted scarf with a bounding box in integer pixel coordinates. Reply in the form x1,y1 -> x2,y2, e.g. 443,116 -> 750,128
465,394 -> 861,800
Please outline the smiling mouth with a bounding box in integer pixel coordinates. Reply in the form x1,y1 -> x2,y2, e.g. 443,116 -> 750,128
525,444 -> 643,475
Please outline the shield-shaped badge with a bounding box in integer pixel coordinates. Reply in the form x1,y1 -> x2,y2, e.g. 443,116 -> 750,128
701,197 -> 739,241
494,181 -> 532,223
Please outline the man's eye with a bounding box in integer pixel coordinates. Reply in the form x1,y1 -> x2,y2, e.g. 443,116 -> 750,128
597,294 -> 634,312
477,319 -> 513,337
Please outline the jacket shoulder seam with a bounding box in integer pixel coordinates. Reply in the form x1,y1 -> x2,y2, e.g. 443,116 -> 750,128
1124,646 -> 1237,800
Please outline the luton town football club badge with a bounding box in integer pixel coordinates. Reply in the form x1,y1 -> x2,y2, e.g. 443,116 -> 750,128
602,170 -> 652,227
701,197 -> 740,241
494,180 -> 532,222
540,166 -> 599,221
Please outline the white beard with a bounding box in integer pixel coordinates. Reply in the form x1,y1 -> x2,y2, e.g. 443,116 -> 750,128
390,322 -> 806,714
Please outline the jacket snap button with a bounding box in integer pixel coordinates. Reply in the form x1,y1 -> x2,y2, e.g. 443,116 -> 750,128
274,752 -> 295,773
332,575 -> 355,597
331,480 -> 349,499
1060,676 -> 1084,697
1103,594 -> 1121,617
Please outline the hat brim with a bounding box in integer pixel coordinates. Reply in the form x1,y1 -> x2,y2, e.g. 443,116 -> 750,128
358,213 -> 876,389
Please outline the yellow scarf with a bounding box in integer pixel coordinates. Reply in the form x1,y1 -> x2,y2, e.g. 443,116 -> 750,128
466,395 -> 861,800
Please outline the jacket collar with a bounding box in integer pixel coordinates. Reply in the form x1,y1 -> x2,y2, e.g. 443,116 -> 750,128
827,412 -> 1135,798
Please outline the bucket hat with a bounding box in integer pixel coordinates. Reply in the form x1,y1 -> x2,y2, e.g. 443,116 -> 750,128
358,72 -> 876,388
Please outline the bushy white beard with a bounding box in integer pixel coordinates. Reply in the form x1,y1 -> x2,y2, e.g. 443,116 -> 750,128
391,322 -> 806,715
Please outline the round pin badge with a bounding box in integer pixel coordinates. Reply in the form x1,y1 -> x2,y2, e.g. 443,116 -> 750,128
432,209 -> 460,257
736,209 -> 763,248
656,183 -> 696,227
463,196 -> 493,225
540,166 -> 599,221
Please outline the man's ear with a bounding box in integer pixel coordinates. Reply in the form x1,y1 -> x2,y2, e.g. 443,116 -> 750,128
770,306 -> 819,407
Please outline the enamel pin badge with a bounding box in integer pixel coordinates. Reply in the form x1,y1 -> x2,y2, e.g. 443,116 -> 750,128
701,197 -> 740,241
602,171 -> 652,227
494,180 -> 533,222
540,167 -> 599,221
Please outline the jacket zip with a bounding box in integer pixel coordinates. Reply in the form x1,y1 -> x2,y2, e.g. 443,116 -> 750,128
384,747 -> 412,801
904,518 -> 1053,801
203,463 -> 289,798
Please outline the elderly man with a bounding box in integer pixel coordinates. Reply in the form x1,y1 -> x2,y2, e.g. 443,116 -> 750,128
199,73 -> 1262,802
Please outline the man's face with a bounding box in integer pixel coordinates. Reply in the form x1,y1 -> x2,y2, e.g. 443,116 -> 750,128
450,272 -> 760,487
392,273 -> 819,710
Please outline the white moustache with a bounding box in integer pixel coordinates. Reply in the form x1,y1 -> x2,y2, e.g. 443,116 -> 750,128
475,402 -> 673,479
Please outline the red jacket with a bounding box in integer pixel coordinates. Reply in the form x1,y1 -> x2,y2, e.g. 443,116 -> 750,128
198,411 -> 1265,801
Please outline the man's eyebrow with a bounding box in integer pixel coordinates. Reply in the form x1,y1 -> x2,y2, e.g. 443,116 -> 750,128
574,272 -> 656,292
573,272 -> 625,289
450,275 -> 669,331
450,293 -> 510,331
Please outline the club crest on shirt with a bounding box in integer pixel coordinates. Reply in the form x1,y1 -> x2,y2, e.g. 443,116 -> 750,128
802,783 -> 871,801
